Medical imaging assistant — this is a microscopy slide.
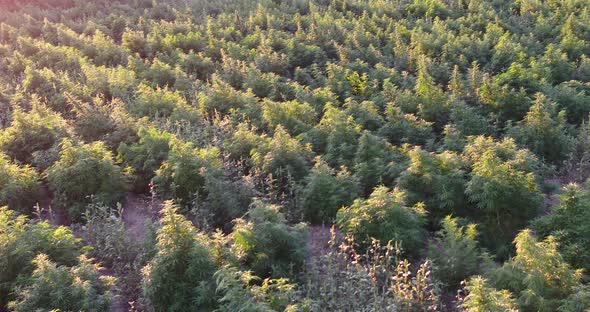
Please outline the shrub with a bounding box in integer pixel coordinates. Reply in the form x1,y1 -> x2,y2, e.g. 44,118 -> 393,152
397,148 -> 467,226
461,276 -> 518,312
154,140 -> 222,207
69,95 -> 118,142
336,186 -> 426,257
378,104 -> 434,146
214,266 -> 310,312
448,101 -> 492,137
223,123 -> 268,162
0,207 -> 81,307
427,216 -> 481,288
197,81 -> 259,120
0,103 -> 69,165
200,174 -> 254,230
0,153 -> 41,214
354,131 -> 406,194
391,259 -> 441,311
307,104 -> 361,169
262,99 -> 316,135
130,83 -> 187,118
82,202 -> 151,306
82,63 -> 137,100
532,182 -> 590,273
492,230 -> 588,312
46,140 -> 126,221
142,57 -> 185,92
243,67 -> 281,99
298,157 -> 360,224
69,96 -> 137,149
231,200 -> 308,279
343,99 -> 384,131
305,235 -> 398,311
142,201 -> 217,311
545,83 -> 590,125
507,93 -> 574,165
118,128 -> 173,192
8,254 -> 115,312
122,30 -> 150,58
463,136 -> 543,256
251,126 -> 312,183
22,67 -> 69,112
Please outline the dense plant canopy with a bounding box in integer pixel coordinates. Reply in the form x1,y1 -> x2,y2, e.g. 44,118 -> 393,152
0,0 -> 589,310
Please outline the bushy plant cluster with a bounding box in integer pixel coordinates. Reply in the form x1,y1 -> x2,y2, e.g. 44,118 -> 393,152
337,186 -> 427,257
141,200 -> 310,311
46,140 -> 126,221
0,207 -> 114,310
0,153 -> 41,214
8,254 -> 115,312
0,0 -> 589,309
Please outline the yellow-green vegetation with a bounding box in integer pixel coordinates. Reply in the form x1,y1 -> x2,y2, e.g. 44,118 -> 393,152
0,0 -> 589,310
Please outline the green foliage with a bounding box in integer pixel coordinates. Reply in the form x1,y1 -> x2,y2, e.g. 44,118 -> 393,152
336,186 -> 426,257
154,139 -> 222,207
545,83 -> 590,125
285,39 -> 325,70
130,83 -> 189,119
298,157 -> 360,224
397,148 -> 467,225
46,140 -> 126,221
83,201 -> 148,273
231,200 -> 308,279
118,127 -> 172,192
507,93 -> 574,165
492,230 -> 589,312
22,66 -> 71,112
379,103 -> 434,146
82,63 -> 137,100
448,101 -> 492,137
262,99 -> 316,135
85,30 -> 127,67
122,30 -> 150,58
8,254 -> 115,312
139,58 -> 178,88
199,174 -> 254,230
414,58 -> 449,129
223,123 -> 268,162
343,99 -> 384,131
1,0 -> 590,307
0,153 -> 41,214
214,266 -> 310,312
391,259 -> 442,311
354,131 -> 405,194
464,136 -> 543,256
69,96 -> 137,148
532,182 -> 590,274
0,103 -> 69,165
197,80 -> 258,120
461,276 -> 518,312
305,104 -> 360,169
305,235 -> 398,311
427,216 -> 481,289
142,201 -> 217,311
508,95 -> 573,164
0,207 -> 81,308
251,126 -> 312,183
480,82 -> 533,126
